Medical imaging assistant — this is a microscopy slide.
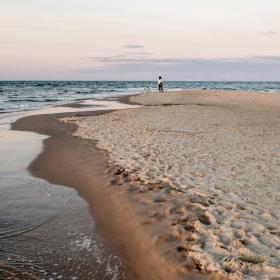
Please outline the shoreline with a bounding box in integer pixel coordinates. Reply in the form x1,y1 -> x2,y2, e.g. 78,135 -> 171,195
63,90 -> 280,279
12,96 -> 226,280
11,89 -> 280,279
0,106 -> 125,279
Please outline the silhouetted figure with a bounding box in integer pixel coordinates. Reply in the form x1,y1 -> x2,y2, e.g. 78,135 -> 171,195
158,76 -> 163,93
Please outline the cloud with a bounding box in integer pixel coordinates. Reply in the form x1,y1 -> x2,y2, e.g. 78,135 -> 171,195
127,51 -> 153,56
78,55 -> 280,80
259,31 -> 278,36
86,55 -> 280,65
250,56 -> 280,62
123,44 -> 145,49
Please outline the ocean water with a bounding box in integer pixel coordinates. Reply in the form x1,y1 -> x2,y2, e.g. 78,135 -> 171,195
1,81 -> 280,114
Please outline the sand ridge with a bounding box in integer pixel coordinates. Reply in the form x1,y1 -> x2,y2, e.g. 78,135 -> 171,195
63,90 -> 280,279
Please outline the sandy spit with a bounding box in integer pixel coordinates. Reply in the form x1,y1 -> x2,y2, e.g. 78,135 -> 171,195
14,110 -> 225,280
64,90 -> 280,279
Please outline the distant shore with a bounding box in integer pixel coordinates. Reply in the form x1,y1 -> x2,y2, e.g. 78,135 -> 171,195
13,90 -> 280,279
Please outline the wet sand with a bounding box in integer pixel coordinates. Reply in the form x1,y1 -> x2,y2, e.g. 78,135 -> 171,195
0,106 -> 125,280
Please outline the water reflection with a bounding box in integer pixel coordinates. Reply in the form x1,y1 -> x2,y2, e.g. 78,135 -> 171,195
0,122 -> 124,279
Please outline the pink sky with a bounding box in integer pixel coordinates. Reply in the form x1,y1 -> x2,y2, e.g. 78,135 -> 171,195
1,0 -> 280,80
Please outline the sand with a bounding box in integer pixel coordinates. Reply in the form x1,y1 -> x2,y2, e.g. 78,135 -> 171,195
14,109 -> 220,280
64,90 -> 280,279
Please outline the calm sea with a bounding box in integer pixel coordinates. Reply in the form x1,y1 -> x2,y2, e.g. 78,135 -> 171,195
1,81 -> 280,114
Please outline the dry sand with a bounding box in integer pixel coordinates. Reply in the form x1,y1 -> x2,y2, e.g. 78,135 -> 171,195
14,109 -> 220,280
64,90 -> 280,279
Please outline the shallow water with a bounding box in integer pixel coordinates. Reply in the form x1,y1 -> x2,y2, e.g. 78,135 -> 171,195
0,105 -> 126,279
1,80 -> 280,114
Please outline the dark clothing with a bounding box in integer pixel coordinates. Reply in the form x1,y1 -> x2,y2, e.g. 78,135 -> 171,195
158,83 -> 163,93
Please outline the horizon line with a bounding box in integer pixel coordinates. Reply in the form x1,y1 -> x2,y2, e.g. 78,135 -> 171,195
1,80 -> 280,82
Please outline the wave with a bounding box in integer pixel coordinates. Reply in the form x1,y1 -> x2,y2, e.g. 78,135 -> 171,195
6,99 -> 59,103
0,81 -> 280,114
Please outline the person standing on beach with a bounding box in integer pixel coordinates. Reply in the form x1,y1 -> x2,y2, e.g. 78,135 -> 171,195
158,76 -> 164,93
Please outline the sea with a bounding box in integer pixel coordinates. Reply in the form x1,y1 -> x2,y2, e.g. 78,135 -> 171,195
1,81 -> 280,114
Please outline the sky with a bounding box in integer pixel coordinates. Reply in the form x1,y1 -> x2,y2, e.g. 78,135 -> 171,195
0,0 -> 280,80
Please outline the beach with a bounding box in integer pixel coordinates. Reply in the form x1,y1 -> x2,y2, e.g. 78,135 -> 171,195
2,0 -> 280,278
58,90 -> 280,279
6,90 -> 279,279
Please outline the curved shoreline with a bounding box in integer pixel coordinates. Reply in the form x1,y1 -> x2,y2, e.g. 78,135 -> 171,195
12,104 -> 227,279
47,90 -> 280,279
